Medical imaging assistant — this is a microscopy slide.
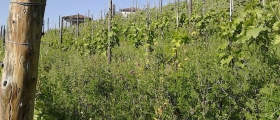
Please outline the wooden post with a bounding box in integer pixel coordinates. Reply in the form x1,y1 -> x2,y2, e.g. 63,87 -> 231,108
84,14 -> 86,25
176,0 -> 179,28
188,0 -> 192,33
60,17 -> 63,43
0,0 -> 46,119
47,18 -> 49,31
76,13 -> 79,38
3,25 -> 5,45
160,0 -> 163,13
202,0 -> 206,15
107,0 -> 112,64
146,1 -> 151,56
58,15 -> 60,31
92,14 -> 94,36
88,9 -> 90,18
230,0 -> 233,22
100,10 -> 103,20
112,4 -> 116,16
136,0 -> 138,9
0,25 -> 2,38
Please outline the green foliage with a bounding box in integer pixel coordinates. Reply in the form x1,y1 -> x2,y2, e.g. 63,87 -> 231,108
30,0 -> 280,119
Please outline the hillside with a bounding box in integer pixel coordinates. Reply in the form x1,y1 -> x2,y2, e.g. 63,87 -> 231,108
10,0 -> 280,119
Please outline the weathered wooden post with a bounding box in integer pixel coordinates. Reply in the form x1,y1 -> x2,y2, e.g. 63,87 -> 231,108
58,15 -> 61,31
91,14 -> 94,36
60,16 -> 63,43
3,25 -> 5,46
176,0 -> 179,28
76,13 -> 79,38
0,0 -> 46,119
188,0 -> 192,33
229,0 -> 234,22
107,0 -> 113,64
202,0 -> 206,15
47,18 -> 49,31
0,25 -> 2,38
160,0 -> 163,13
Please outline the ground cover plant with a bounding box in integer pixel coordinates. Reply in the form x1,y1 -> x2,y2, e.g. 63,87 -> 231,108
1,0 -> 279,119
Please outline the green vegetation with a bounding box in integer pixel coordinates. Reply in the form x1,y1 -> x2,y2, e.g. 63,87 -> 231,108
4,0 -> 278,119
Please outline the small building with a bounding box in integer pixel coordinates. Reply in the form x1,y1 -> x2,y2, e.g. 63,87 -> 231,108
120,7 -> 138,17
62,14 -> 91,26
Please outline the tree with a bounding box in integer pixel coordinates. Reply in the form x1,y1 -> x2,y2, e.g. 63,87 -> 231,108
0,0 -> 46,119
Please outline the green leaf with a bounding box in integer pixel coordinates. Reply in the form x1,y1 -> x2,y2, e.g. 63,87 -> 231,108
218,43 -> 228,50
254,9 -> 263,19
272,21 -> 280,32
108,31 -> 114,38
246,26 -> 266,39
260,86 -> 271,95
220,55 -> 233,65
273,35 -> 280,45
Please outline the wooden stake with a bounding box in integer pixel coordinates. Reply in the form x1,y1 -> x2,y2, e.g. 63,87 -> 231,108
160,0 -> 163,13
60,17 -> 63,43
77,13 -> 79,38
188,0 -> 192,33
3,25 -> 5,45
91,14 -> 94,36
58,15 -> 60,31
107,0 -> 113,64
47,18 -> 49,31
0,0 -> 46,119
0,25 -> 2,38
176,0 -> 179,28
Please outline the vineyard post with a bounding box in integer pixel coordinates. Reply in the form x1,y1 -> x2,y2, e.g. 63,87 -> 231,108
188,0 -> 192,33
3,25 -> 5,45
230,0 -> 233,22
176,0 -> 179,28
58,15 -> 61,32
160,0 -> 163,13
0,25 -> 2,38
133,0 -> 135,9
47,18 -> 49,31
60,16 -> 63,43
54,23 -> 56,34
136,0 -> 138,9
84,14 -> 86,26
101,10 -> 103,20
0,0 -> 46,119
91,14 -> 94,36
145,0 -> 152,58
107,0 -> 113,64
88,10 -> 90,25
76,13 -> 79,38
202,0 -> 206,15
155,2 -> 158,20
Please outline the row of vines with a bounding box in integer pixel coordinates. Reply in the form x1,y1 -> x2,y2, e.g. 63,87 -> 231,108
34,0 -> 280,119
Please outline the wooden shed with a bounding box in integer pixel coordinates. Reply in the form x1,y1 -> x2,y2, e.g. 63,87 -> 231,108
62,14 -> 92,25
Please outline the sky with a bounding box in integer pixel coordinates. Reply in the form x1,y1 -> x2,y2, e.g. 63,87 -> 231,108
0,0 -> 171,29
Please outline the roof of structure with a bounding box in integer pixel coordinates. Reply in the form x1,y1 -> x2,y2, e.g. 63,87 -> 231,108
120,7 -> 138,12
62,14 -> 91,20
